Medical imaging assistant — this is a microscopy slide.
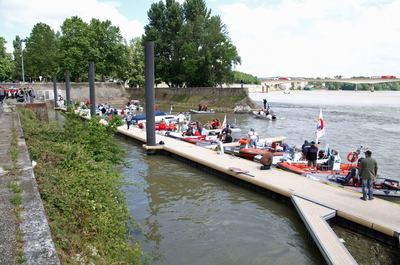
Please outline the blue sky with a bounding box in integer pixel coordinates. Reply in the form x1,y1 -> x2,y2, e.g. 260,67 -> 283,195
1,0 -> 399,77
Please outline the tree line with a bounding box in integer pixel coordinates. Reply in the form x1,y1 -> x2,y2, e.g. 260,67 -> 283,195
0,0 -> 243,88
310,82 -> 400,91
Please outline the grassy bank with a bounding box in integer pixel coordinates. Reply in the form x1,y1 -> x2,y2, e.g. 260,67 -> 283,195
19,109 -> 142,264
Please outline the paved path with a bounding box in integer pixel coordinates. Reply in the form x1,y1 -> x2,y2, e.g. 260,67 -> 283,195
0,101 -> 60,265
0,102 -> 17,265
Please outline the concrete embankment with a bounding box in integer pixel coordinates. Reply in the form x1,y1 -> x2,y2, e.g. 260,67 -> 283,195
1,82 -> 260,111
0,102 -> 60,264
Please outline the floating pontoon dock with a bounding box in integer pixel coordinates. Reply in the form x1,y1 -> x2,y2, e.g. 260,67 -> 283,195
117,125 -> 400,265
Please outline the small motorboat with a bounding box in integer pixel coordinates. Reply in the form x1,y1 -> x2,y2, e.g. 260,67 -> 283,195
306,169 -> 400,198
189,109 -> 215,114
238,148 -> 284,161
276,161 -> 353,176
252,110 -> 277,120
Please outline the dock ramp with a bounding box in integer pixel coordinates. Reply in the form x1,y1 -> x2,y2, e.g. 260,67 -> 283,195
291,195 -> 357,265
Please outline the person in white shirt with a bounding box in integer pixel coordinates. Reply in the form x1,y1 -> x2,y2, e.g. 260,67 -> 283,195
247,128 -> 259,148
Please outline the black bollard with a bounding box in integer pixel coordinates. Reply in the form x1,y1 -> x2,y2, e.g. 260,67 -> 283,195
65,71 -> 71,107
89,62 -> 96,118
145,42 -> 156,148
53,75 -> 57,107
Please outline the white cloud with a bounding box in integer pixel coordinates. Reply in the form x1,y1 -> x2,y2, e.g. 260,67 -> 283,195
218,0 -> 400,77
0,0 -> 144,52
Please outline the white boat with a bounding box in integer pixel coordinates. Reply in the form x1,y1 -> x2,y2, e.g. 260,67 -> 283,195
252,110 -> 277,120
189,109 -> 215,114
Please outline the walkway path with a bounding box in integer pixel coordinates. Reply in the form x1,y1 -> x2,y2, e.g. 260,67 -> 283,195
0,101 -> 60,265
0,102 -> 17,265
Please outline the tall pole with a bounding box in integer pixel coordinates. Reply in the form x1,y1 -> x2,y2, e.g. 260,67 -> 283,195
53,75 -> 57,107
145,41 -> 156,147
20,39 -> 26,83
89,62 -> 96,118
65,71 -> 71,107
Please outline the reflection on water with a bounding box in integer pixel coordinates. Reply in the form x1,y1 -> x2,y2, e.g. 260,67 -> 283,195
120,138 -> 324,265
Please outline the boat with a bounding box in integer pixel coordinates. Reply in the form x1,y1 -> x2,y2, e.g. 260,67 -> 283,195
189,109 -> 215,114
238,148 -> 284,161
252,110 -> 277,120
306,170 -> 400,198
276,161 -> 353,176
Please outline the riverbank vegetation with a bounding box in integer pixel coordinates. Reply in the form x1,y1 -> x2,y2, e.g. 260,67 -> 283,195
310,81 -> 400,91
19,109 -> 142,264
233,71 -> 261,85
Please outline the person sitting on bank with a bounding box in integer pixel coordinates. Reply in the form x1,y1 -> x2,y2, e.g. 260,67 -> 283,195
359,150 -> 378,201
306,141 -> 318,168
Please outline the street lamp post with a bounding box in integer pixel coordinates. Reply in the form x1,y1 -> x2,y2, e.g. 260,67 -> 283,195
20,39 -> 26,83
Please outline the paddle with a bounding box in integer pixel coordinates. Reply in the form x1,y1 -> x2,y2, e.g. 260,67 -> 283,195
228,167 -> 255,177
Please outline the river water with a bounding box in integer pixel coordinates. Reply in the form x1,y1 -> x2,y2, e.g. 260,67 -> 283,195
120,90 -> 399,264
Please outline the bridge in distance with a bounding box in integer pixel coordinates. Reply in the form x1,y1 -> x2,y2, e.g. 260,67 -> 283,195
260,77 -> 400,85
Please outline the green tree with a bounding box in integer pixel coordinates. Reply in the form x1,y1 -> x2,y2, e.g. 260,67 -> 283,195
60,16 -> 91,81
13,35 -> 23,81
145,0 -> 184,87
144,0 -> 240,87
24,23 -> 60,81
88,19 -> 128,81
233,71 -> 260,85
125,37 -> 145,87
0,37 -> 15,81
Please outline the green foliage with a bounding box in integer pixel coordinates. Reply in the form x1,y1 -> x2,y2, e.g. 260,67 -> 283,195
60,16 -> 92,81
125,37 -> 145,87
24,23 -> 60,80
58,17 -> 130,82
19,109 -> 142,264
323,82 -> 400,91
0,37 -> 15,81
144,0 -> 241,87
12,35 -> 23,81
233,71 -> 260,84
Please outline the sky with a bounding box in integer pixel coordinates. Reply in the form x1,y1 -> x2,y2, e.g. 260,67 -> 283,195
0,0 -> 399,78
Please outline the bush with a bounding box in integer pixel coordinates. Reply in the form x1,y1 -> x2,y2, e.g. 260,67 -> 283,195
19,109 -> 142,265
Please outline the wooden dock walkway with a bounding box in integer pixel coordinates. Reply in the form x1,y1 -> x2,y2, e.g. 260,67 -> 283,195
292,195 -> 357,265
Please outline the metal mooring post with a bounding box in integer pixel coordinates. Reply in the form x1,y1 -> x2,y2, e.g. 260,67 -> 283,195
89,62 -> 96,118
53,75 -> 57,107
144,41 -> 156,152
65,71 -> 71,107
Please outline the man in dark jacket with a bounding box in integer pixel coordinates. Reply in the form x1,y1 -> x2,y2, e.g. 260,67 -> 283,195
306,141 -> 318,168
359,150 -> 378,200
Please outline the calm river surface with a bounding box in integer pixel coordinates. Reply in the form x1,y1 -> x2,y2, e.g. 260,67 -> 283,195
120,90 -> 399,264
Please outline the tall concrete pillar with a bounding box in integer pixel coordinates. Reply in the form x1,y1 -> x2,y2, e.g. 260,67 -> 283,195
53,75 -> 57,107
89,62 -> 96,117
65,71 -> 71,107
145,42 -> 156,147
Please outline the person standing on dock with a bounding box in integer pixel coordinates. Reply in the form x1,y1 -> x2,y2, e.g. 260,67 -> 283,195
359,150 -> 378,201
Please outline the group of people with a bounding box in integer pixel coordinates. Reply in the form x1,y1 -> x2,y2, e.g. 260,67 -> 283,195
301,140 -> 378,201
0,87 -> 35,103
